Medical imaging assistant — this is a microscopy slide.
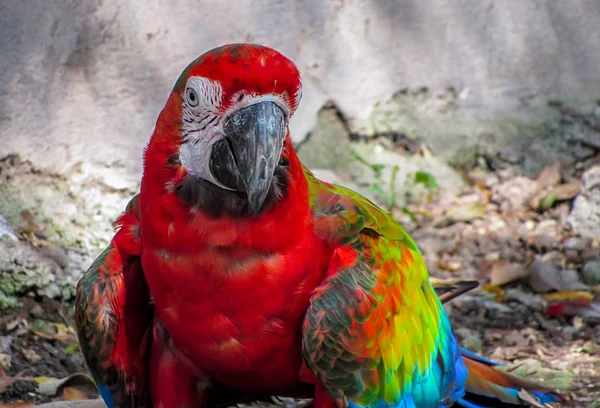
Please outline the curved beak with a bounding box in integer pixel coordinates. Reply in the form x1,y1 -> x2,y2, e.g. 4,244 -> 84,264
210,101 -> 286,216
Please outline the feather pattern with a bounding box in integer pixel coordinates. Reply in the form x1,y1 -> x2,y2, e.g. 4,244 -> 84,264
74,195 -> 153,407
301,167 -> 562,407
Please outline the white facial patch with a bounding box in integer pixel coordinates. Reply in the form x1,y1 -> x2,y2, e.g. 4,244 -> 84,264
179,76 -> 228,187
177,75 -> 295,191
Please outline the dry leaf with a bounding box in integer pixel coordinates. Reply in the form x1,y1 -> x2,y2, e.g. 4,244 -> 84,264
38,373 -> 98,399
21,348 -> 41,363
61,386 -> 91,401
535,161 -> 561,190
546,300 -> 600,318
516,390 -> 550,408
31,323 -> 76,342
543,291 -> 594,302
483,284 -> 505,302
35,400 -> 106,408
437,259 -> 462,273
489,261 -> 530,286
551,182 -> 581,200
0,354 -> 10,369
434,203 -> 486,227
0,403 -> 35,408
19,209 -> 41,234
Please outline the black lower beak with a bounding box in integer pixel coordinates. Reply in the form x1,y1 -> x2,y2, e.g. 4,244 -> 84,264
209,101 -> 286,216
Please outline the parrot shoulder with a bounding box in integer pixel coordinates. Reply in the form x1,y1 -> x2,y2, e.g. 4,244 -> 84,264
304,165 -> 417,250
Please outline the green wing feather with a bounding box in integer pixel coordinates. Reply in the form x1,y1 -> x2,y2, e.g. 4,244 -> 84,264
302,167 -> 465,407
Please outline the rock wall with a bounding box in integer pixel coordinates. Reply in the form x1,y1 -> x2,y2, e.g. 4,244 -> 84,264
1,0 -> 600,189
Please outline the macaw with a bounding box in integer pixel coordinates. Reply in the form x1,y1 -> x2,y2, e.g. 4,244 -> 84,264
75,43 -> 563,408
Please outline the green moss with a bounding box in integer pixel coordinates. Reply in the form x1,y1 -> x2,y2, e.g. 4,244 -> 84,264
0,290 -> 21,309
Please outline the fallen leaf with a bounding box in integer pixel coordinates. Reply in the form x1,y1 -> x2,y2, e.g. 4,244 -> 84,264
34,400 -> 106,408
436,259 -> 462,273
517,389 -> 548,408
546,300 -> 600,318
0,354 -> 10,369
531,182 -> 582,210
20,348 -> 41,363
37,373 -> 98,399
552,182 -> 581,200
19,209 -> 41,234
543,291 -> 594,302
483,284 -> 505,302
5,318 -> 25,332
32,376 -> 59,384
0,403 -> 35,408
534,190 -> 557,211
535,161 -> 562,190
500,358 -> 573,392
489,261 -> 530,286
61,386 -> 91,401
434,203 -> 486,227
31,322 -> 76,342
0,365 -> 27,395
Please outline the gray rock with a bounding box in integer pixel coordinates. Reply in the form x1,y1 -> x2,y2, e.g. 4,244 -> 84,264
297,107 -> 353,172
528,257 -> 589,292
504,288 -> 544,312
582,260 -> 600,285
568,166 -> 600,239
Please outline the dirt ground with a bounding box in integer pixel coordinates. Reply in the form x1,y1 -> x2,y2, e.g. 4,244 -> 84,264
0,146 -> 599,406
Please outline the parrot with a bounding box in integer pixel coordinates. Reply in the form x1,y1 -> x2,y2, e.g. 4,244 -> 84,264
74,43 -> 564,408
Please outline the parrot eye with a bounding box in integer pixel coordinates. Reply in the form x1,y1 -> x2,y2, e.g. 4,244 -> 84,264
186,88 -> 199,107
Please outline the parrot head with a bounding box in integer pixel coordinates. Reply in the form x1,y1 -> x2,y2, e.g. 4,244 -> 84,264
146,43 -> 303,218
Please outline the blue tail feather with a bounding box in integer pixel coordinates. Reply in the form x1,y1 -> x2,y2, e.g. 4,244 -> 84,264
98,385 -> 115,408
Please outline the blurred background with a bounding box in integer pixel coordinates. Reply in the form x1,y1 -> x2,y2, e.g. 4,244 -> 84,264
0,1 -> 599,405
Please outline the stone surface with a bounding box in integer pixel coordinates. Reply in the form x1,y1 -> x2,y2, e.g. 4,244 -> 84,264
568,166 -> 600,239
2,1 -> 600,189
582,260 -> 600,286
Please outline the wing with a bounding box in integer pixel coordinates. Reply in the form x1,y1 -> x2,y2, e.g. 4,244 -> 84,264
75,194 -> 153,408
302,168 -> 467,407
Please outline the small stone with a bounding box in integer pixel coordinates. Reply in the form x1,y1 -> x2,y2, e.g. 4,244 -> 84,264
0,353 -> 11,368
62,352 -> 86,373
582,260 -> 600,285
504,331 -> 529,347
21,348 -> 41,363
528,259 -> 561,292
529,233 -> 558,252
567,166 -> 600,239
462,334 -> 483,353
43,283 -> 61,299
564,248 -> 580,263
482,300 -> 512,313
29,303 -> 45,318
504,289 -> 544,312
563,236 -> 592,251
0,335 -> 12,352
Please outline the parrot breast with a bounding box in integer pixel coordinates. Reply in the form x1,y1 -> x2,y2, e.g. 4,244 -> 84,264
139,198 -> 332,392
